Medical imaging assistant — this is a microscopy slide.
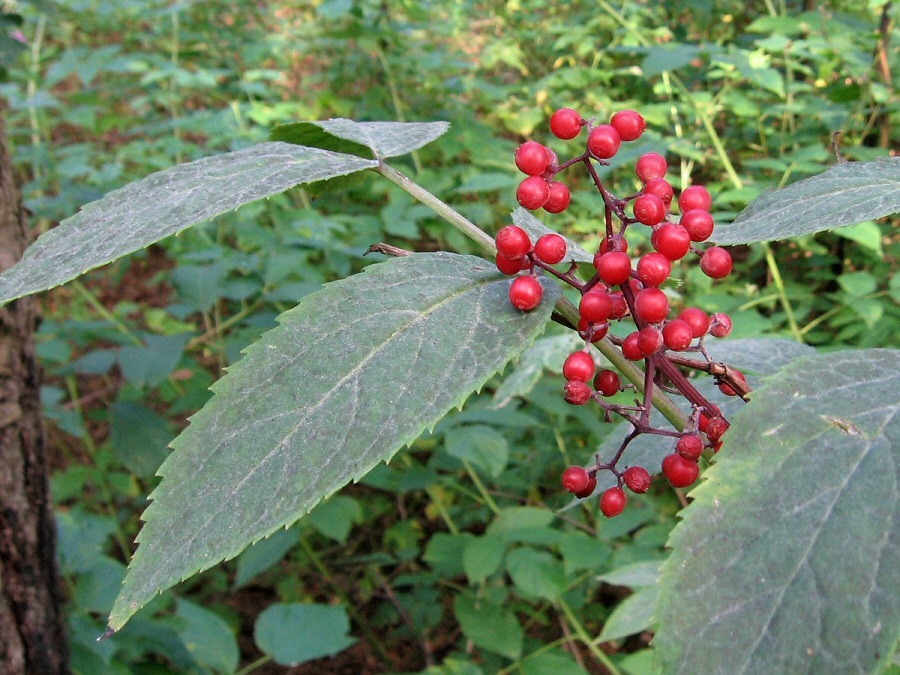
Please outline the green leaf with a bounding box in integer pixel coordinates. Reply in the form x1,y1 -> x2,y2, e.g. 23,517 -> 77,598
714,157 -> 900,245
175,599 -> 239,675
598,586 -> 659,643
512,208 -> 593,263
505,547 -> 567,601
654,349 -> 900,674
679,337 -> 816,376
108,402 -> 173,478
453,594 -> 523,660
105,252 -> 559,632
598,560 -> 661,588
0,142 -> 377,306
307,495 -> 363,544
486,506 -> 556,543
271,118 -> 449,160
833,221 -> 884,257
445,424 -> 509,477
463,534 -> 505,584
492,332 -> 583,408
233,528 -> 299,589
254,603 -> 356,666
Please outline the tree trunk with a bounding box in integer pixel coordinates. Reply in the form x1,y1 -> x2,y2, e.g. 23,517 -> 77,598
0,105 -> 70,673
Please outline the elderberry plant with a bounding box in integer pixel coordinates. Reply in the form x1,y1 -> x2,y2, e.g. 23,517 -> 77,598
494,106 -> 749,518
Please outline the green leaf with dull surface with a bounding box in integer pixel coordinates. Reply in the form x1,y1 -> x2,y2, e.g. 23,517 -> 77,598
654,349 -> 900,675
105,252 -> 559,633
512,207 -> 593,263
713,157 -> 900,245
0,142 -> 377,306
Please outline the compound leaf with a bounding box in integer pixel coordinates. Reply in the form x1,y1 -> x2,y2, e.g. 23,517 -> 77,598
0,142 -> 377,306
655,349 -> 900,674
714,157 -> 900,245
105,252 -> 559,633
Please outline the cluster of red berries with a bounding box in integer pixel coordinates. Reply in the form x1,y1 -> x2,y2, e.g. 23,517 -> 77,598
496,105 -> 747,518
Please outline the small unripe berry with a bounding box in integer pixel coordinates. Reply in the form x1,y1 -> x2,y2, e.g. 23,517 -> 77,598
636,252 -> 672,287
587,124 -> 622,159
622,332 -> 643,361
623,466 -> 651,493
678,307 -> 710,338
496,225 -> 532,259
633,193 -> 667,226
600,486 -> 628,517
635,152 -> 667,182
562,351 -> 595,383
509,276 -> 543,311
594,251 -> 632,286
543,181 -> 572,213
634,288 -> 669,324
709,312 -> 733,338
662,319 -> 693,351
680,209 -> 715,242
610,109 -> 646,141
593,369 -> 621,397
514,141 -> 551,176
652,223 -> 692,260
662,453 -> 700,488
549,107 -> 583,139
638,326 -> 663,356
678,185 -> 712,212
516,176 -> 550,210
563,379 -> 593,405
700,246 -> 733,279
580,291 -> 614,324
534,233 -> 567,264
676,434 -> 704,461
562,466 -> 591,494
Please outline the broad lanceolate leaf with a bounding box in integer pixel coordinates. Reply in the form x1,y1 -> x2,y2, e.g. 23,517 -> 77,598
512,208 -> 593,263
655,349 -> 900,675
106,252 -> 559,632
271,118 -> 450,160
714,157 -> 900,245
0,142 -> 377,306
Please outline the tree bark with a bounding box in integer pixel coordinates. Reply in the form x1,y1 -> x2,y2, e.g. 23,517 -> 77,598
0,105 -> 70,673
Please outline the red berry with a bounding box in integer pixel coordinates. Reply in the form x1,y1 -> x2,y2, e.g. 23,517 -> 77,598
635,152 -> 668,182
515,141 -> 551,176
599,235 -> 628,255
633,193 -> 667,226
600,486 -> 627,517
623,466 -> 651,493
594,251 -> 632,286
575,474 -> 597,499
662,453 -> 700,488
563,351 -> 596,382
634,288 -> 669,324
593,369 -> 621,397
543,181 -> 571,213
495,254 -> 529,275
709,312 -> 733,338
509,276 -> 543,311
534,233 -> 567,264
718,369 -> 747,397
678,307 -> 710,338
578,318 -> 609,342
676,435 -> 704,461
705,416 -> 730,443
700,246 -> 733,279
636,252 -> 672,287
622,332 -> 643,361
564,379 -> 593,405
680,209 -> 715,242
579,290 -> 613,323
610,109 -> 646,142
662,319 -> 693,351
638,326 -> 663,355
562,466 -> 591,494
608,292 -> 629,319
643,178 -> 674,207
678,185 -> 712,212
496,225 -> 532,259
652,223 -> 692,260
516,176 -> 550,210
587,124 -> 622,159
549,107 -> 583,140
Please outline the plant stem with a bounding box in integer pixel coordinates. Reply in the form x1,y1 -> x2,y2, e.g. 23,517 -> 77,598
462,460 -> 502,515
763,243 -> 802,340
557,597 -> 622,675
